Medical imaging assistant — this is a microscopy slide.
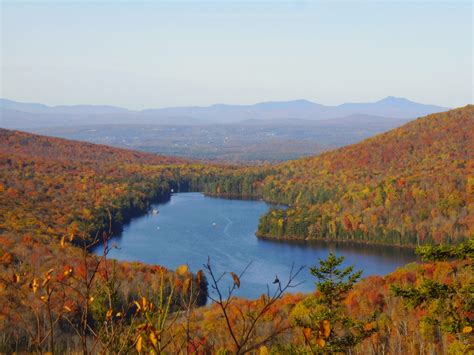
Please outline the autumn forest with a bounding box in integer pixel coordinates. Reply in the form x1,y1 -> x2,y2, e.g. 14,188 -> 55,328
0,106 -> 473,353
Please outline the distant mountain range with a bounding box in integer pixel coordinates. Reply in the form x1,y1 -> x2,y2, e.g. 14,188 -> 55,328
0,97 -> 449,129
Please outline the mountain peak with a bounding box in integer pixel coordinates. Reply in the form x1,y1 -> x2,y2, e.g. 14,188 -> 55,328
377,96 -> 412,104
254,99 -> 317,109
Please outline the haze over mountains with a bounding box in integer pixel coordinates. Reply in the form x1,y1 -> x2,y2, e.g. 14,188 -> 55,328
0,96 -> 448,128
0,97 -> 450,162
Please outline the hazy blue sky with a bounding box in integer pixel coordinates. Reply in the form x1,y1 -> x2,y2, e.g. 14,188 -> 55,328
1,1 -> 472,109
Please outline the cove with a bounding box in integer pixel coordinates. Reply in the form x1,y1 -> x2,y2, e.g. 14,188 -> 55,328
94,192 -> 417,299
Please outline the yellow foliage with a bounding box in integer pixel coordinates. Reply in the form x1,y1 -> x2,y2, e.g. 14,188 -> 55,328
462,325 -> 472,334
321,319 -> 331,338
176,264 -> 189,276
149,331 -> 157,347
30,278 -> 38,293
316,338 -> 326,347
106,309 -> 113,320
136,336 -> 142,353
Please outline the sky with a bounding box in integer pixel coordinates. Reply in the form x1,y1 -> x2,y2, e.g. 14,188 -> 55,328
1,1 -> 472,109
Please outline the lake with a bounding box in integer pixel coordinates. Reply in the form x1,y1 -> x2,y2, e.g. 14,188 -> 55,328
95,192 -> 418,299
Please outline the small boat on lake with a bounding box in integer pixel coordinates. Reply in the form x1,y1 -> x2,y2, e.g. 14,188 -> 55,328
152,209 -> 159,214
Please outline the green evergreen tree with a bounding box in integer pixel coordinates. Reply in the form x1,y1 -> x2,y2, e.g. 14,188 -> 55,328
291,253 -> 377,353
391,240 -> 473,345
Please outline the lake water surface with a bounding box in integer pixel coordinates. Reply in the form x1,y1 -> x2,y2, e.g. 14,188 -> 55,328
96,192 -> 417,299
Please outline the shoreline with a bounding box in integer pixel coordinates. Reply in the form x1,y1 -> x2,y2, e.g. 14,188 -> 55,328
102,190 -> 422,252
255,232 -> 419,250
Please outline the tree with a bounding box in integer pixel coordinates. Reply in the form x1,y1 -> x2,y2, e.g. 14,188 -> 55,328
291,253 -> 377,353
204,258 -> 304,354
391,240 -> 473,353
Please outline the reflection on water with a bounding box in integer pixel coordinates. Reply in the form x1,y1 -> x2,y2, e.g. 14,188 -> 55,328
94,192 -> 418,299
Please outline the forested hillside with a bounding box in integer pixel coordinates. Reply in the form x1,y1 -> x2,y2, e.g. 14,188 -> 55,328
0,107 -> 473,352
4,106 -> 471,249
207,106 -> 474,246
186,250 -> 473,354
0,129 -> 215,351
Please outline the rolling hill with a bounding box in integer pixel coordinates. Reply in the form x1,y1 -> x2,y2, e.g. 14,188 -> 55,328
208,105 -> 474,246
0,107 -> 472,353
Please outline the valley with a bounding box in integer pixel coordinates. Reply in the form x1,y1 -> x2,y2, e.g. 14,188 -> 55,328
94,192 -> 417,299
1,97 -> 439,162
2,1 -> 472,352
0,106 -> 472,353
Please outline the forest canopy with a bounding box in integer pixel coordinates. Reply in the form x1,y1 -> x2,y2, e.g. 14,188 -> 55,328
0,106 -> 473,353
